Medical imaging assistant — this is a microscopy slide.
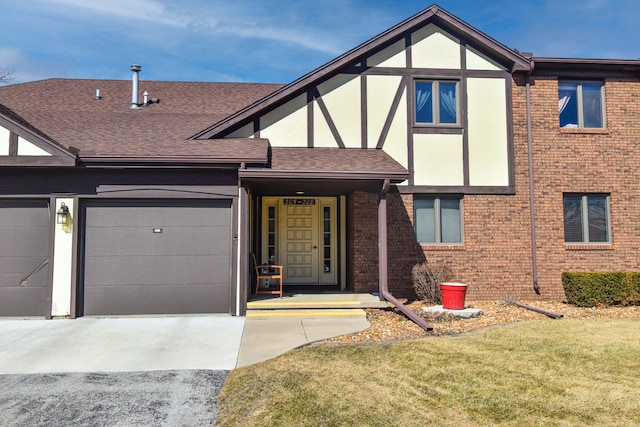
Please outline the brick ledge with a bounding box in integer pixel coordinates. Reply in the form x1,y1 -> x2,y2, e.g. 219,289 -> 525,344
421,245 -> 466,251
559,128 -> 609,135
565,244 -> 613,250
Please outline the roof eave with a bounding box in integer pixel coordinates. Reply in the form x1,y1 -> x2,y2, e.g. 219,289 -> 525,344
79,155 -> 268,165
239,168 -> 409,183
532,57 -> 640,77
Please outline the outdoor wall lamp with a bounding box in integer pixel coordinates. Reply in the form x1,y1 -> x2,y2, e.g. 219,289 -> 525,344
56,202 -> 70,225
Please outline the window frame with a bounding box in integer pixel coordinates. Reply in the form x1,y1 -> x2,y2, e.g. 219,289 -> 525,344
562,193 -> 611,244
414,79 -> 460,126
414,195 -> 464,245
558,80 -> 606,129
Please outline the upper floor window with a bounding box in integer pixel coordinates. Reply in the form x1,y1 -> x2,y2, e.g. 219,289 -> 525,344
563,194 -> 610,243
558,81 -> 605,129
415,80 -> 458,125
415,196 -> 463,244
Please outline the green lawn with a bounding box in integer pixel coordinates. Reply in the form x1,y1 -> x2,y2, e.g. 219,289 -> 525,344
217,319 -> 640,426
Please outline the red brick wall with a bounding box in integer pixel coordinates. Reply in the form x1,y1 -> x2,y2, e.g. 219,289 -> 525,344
528,75 -> 640,296
347,191 -> 379,293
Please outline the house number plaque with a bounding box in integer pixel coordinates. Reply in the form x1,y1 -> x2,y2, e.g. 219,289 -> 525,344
283,199 -> 316,205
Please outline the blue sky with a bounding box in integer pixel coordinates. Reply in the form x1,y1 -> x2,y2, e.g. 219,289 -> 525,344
1,0 -> 638,84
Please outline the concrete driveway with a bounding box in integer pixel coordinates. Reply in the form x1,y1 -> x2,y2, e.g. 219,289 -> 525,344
0,316 -> 245,374
0,316 -> 245,426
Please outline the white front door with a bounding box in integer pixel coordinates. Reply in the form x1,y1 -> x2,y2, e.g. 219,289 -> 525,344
262,197 -> 337,285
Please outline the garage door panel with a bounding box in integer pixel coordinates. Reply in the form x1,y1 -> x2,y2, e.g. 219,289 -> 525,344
84,284 -> 229,315
0,228 -> 49,256
84,255 -> 229,287
0,204 -> 50,223
85,203 -> 230,228
0,288 -> 47,316
83,201 -> 232,315
0,258 -> 49,287
84,227 -> 230,257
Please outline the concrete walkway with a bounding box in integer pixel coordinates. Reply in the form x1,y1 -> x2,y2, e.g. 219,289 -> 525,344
237,313 -> 370,367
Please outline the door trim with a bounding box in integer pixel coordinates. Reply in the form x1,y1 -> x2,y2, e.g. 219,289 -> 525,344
261,196 -> 340,286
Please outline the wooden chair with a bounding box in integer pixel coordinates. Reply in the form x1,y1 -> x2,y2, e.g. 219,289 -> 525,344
252,254 -> 283,298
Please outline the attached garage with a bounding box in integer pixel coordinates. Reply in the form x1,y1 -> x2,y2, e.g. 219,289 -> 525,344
81,199 -> 233,316
0,199 -> 51,317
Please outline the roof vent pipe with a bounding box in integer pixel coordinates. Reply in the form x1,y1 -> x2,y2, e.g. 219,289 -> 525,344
143,91 -> 149,107
130,64 -> 141,109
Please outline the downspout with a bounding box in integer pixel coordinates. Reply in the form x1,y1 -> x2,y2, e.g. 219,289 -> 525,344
525,58 -> 540,294
378,179 -> 433,332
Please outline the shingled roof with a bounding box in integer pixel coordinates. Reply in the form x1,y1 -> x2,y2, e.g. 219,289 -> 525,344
240,147 -> 409,182
0,78 -> 282,160
0,78 -> 409,181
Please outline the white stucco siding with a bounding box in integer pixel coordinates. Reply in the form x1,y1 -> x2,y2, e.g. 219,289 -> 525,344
366,39 -> 407,68
51,198 -> 74,317
467,78 -> 509,186
466,46 -> 507,71
313,101 -> 336,147
411,24 -> 461,69
366,75 -> 402,149
227,123 -> 254,138
0,126 -> 9,155
317,74 -> 361,148
413,134 -> 464,186
381,91 -> 408,170
260,94 -> 307,147
17,137 -> 51,156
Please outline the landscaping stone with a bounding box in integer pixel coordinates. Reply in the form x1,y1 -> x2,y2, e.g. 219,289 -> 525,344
422,305 -> 484,319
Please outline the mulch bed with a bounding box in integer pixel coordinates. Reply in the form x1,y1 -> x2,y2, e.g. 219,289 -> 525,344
322,300 -> 640,343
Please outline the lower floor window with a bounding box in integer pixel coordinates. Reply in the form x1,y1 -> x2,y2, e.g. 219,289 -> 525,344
415,196 -> 463,244
563,194 -> 610,243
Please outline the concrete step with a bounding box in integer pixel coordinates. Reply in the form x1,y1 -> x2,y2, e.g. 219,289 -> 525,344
247,295 -> 388,310
246,308 -> 367,318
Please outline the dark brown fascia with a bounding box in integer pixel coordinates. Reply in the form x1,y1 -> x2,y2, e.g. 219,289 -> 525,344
0,156 -> 77,167
239,168 -> 409,183
533,57 -> 640,77
78,155 -> 268,167
189,5 -> 531,140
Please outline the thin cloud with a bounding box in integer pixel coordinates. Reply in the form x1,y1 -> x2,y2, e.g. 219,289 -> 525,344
204,20 -> 344,55
41,0 -> 188,27
40,0 -> 345,55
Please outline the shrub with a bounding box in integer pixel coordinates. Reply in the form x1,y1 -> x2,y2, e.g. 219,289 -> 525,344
412,260 -> 454,304
562,272 -> 640,307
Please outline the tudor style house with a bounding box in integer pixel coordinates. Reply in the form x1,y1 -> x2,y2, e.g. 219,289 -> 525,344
1,5 -> 639,318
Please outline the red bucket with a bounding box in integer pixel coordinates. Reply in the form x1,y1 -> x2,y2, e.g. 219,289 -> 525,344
440,283 -> 467,310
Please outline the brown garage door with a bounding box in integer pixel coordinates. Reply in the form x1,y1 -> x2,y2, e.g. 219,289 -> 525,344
82,200 -> 232,315
0,199 -> 50,316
